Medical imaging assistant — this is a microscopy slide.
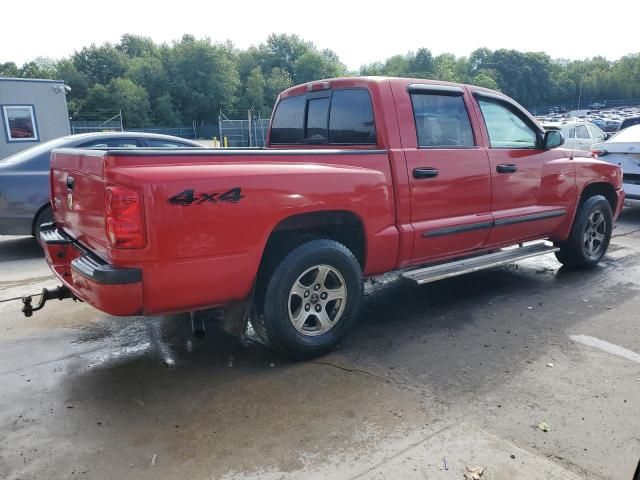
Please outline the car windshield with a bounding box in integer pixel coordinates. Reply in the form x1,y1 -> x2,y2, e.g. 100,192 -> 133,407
607,125 -> 640,143
0,136 -> 72,165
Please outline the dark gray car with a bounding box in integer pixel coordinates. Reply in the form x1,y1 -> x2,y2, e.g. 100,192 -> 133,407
0,132 -> 203,236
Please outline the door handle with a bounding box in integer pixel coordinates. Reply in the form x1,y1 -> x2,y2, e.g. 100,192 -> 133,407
496,164 -> 517,173
413,167 -> 439,179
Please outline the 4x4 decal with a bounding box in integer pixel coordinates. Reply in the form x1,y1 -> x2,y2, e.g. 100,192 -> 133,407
168,187 -> 243,206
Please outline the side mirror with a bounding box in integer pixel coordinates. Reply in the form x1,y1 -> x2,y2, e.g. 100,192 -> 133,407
544,130 -> 564,149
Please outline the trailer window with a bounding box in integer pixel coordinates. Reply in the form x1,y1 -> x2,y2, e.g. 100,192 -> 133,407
2,105 -> 38,142
270,89 -> 376,145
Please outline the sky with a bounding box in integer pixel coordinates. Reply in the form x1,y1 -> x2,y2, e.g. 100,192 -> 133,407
2,0 -> 639,70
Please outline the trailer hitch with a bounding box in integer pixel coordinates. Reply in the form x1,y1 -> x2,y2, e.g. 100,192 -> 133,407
21,286 -> 74,317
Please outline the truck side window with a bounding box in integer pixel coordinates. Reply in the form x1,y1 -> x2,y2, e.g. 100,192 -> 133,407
568,125 -> 590,139
329,89 -> 376,144
270,89 -> 376,145
306,97 -> 330,142
477,99 -> 538,148
270,95 -> 306,144
410,93 -> 475,147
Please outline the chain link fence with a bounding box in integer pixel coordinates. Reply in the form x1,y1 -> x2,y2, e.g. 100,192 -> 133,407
70,109 -> 272,146
219,112 -> 270,147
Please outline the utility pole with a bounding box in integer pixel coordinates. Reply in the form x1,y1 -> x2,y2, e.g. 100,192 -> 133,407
248,108 -> 254,148
577,79 -> 583,110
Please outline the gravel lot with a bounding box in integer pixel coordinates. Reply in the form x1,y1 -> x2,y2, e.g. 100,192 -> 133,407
1,211 -> 639,479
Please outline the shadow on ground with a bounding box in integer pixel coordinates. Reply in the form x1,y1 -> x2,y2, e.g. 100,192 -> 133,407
0,235 -> 43,261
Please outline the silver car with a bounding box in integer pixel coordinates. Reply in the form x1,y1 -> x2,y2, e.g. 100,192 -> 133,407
0,132 -> 203,236
591,124 -> 640,208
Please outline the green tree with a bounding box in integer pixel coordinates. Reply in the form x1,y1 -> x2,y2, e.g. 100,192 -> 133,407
468,48 -> 492,76
125,55 -> 169,102
72,43 -> 128,85
265,67 -> 292,108
19,57 -> 57,79
236,47 -> 261,81
117,34 -> 159,58
0,62 -> 19,77
471,73 -> 499,90
55,59 -> 89,112
409,48 -> 434,77
7,32 -> 640,125
245,67 -> 266,111
82,78 -> 150,127
293,50 -> 344,83
259,33 -> 312,78
434,53 -> 460,82
167,35 -> 240,123
152,94 -> 181,125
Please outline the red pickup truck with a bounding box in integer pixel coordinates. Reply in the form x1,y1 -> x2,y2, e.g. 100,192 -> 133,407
36,77 -> 624,358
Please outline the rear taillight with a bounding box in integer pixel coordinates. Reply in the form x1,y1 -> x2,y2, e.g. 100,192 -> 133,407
591,149 -> 608,157
105,186 -> 145,248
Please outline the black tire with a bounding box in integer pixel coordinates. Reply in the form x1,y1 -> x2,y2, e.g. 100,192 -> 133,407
251,239 -> 363,359
555,195 -> 612,269
33,205 -> 53,244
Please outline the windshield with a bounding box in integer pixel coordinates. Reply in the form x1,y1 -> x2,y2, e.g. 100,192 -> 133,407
0,136 -> 72,165
607,125 -> 640,143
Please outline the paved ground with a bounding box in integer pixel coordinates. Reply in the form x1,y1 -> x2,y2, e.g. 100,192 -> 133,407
1,211 -> 639,479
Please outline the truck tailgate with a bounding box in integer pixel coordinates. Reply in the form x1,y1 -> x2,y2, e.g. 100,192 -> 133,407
50,149 -> 110,259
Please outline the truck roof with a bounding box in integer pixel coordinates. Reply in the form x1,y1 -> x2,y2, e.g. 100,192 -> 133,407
278,76 -> 504,100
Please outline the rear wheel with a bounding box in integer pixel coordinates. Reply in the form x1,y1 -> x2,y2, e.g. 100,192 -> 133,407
33,205 -> 53,245
555,195 -> 612,269
251,239 -> 363,359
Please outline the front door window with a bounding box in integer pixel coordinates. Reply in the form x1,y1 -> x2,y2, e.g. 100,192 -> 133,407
477,99 -> 537,148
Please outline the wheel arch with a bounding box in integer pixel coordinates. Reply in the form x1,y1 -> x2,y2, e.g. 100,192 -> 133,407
579,181 -> 617,213
259,210 -> 367,272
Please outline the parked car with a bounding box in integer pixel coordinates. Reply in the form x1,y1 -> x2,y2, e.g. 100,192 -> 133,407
566,109 -> 592,118
603,119 -> 622,132
34,77 -> 623,359
592,124 -> 640,207
619,116 -> 640,132
0,132 -> 203,237
542,119 -> 606,151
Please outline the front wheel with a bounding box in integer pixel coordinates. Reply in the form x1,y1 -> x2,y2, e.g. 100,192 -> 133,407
251,239 -> 363,359
555,195 -> 613,269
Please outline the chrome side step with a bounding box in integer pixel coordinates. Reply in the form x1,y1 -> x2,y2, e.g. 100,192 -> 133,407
402,241 -> 559,285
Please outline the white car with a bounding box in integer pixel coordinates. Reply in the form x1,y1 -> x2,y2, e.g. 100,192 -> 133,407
542,119 -> 607,152
591,124 -> 640,207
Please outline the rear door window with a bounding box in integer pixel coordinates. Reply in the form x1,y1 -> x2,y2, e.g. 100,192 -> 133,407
270,89 -> 376,145
410,93 -> 475,147
586,124 -> 605,142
